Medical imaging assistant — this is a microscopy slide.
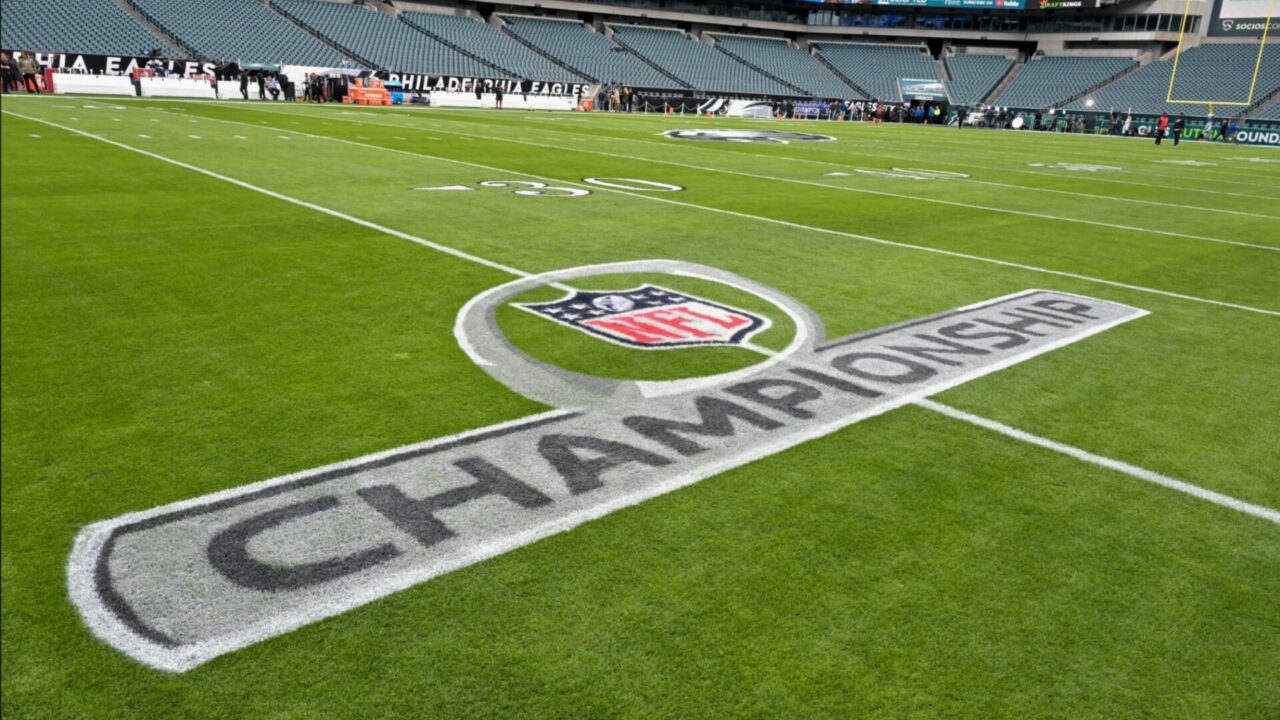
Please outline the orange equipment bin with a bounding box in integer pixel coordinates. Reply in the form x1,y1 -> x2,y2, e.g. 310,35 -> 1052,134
346,77 -> 392,106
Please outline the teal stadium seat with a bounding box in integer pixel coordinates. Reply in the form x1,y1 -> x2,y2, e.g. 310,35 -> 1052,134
272,0 -> 497,76
1065,44 -> 1280,117
401,12 -> 584,84
611,25 -> 793,95
945,54 -> 1013,106
814,43 -> 938,102
498,16 -> 675,88
128,0 -> 344,65
2,0 -> 178,57
1255,100 -> 1280,120
993,55 -> 1134,109
712,34 -> 860,99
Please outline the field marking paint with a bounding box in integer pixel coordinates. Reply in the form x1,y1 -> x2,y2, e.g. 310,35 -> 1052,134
69,279 -> 1153,671
0,111 -> 537,283
9,108 -> 1278,318
739,341 -> 1278,525
415,106 -> 1280,202
116,97 -> 1276,201
511,120 -> 1280,220
241,106 -> 1277,250
917,399 -> 1280,525
10,104 -> 1275,668
424,126 -> 1279,252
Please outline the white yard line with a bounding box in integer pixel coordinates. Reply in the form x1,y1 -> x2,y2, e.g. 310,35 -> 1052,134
15,106 -> 1275,318
6,108 -> 1277,526
917,399 -> 1280,525
423,106 -> 1280,196
230,104 -> 1278,252
737,343 -> 1280,525
0,110 -> 533,281
418,111 -> 1280,220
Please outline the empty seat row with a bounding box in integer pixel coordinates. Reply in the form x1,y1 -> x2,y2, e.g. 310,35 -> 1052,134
129,0 -> 344,65
712,34 -> 860,98
945,54 -> 1013,106
499,15 -> 676,88
401,12 -> 583,84
1065,44 -> 1280,117
814,43 -> 937,102
994,55 -> 1134,109
272,0 -> 495,76
1,0 -> 178,57
611,25 -> 794,96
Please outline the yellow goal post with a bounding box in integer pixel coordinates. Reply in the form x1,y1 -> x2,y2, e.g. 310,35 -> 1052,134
1167,0 -> 1276,112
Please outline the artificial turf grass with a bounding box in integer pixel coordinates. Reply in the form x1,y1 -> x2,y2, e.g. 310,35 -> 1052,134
2,98 -> 1278,719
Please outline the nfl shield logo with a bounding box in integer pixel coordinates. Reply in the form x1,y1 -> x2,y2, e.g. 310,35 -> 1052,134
516,285 -> 770,349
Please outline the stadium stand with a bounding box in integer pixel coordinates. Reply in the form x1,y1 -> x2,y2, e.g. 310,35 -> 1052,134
611,25 -> 794,95
1,0 -> 178,57
127,0 -> 345,65
993,55 -> 1135,109
711,34 -> 858,98
945,54 -> 1013,106
1065,44 -> 1280,117
814,43 -> 938,102
272,0 -> 495,76
400,12 -> 584,83
1255,99 -> 1280,120
498,15 -> 676,88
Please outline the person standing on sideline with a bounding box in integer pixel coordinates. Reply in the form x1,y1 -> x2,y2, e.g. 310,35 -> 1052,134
494,83 -> 503,109
1154,112 -> 1169,145
2,53 -> 18,93
1172,114 -> 1185,146
1218,118 -> 1229,141
239,71 -> 249,100
18,52 -> 41,94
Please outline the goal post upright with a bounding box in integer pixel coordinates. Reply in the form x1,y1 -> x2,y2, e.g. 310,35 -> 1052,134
1166,0 -> 1276,108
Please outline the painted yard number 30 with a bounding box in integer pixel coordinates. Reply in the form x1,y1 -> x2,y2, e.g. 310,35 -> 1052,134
414,178 -> 684,196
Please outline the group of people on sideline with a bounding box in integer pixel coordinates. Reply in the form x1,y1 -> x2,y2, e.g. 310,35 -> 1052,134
2,51 -> 44,94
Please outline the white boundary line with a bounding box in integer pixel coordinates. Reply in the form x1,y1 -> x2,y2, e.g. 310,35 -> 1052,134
422,109 -> 1280,221
12,107 -> 1275,318
917,399 -> 1280,525
221,104 -> 1278,252
6,107 -> 1274,671
413,105 -> 1280,201
0,110 -> 536,281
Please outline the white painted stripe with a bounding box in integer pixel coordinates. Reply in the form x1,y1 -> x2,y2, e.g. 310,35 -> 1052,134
1,111 -> 535,281
416,105 -> 1280,202
916,399 -> 1280,525
429,125 -> 1278,252
467,115 -> 1280,220
58,106 -> 1280,318
231,103 -> 1279,249
12,106 -> 1273,533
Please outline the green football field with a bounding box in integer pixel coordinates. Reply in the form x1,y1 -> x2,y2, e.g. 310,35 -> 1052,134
2,95 -> 1278,719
